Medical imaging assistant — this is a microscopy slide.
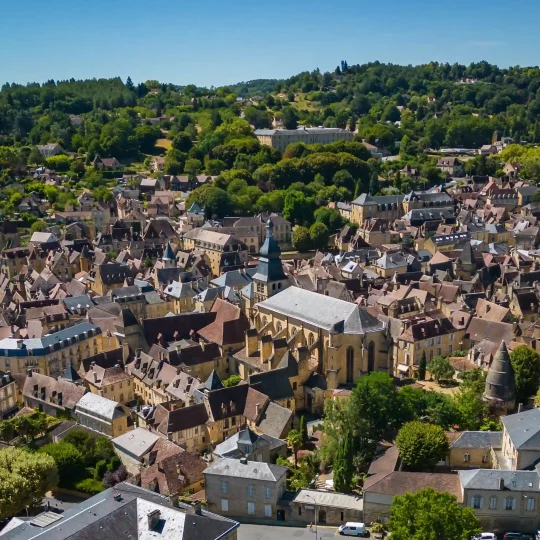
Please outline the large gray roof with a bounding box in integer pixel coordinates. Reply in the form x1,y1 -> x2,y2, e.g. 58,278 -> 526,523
459,469 -> 540,491
501,408 -> 540,450
257,287 -> 385,335
450,431 -> 502,449
204,457 -> 287,482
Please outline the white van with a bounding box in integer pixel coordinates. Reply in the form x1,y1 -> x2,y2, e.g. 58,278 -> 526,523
338,522 -> 367,537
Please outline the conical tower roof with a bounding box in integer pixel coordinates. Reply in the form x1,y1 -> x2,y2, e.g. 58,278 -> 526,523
60,360 -> 81,382
162,242 -> 175,261
201,369 -> 223,391
484,340 -> 516,403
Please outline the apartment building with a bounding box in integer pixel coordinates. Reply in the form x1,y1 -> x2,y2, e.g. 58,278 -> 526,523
0,322 -> 103,377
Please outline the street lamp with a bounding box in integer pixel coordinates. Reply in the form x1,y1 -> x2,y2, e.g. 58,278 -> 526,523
304,493 -> 318,540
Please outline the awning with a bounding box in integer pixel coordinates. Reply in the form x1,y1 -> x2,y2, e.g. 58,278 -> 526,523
397,364 -> 410,374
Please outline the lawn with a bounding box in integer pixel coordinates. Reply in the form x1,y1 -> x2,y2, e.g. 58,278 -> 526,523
155,138 -> 172,150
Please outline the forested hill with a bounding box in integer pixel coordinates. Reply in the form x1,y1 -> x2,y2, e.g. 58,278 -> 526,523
0,61 -> 539,224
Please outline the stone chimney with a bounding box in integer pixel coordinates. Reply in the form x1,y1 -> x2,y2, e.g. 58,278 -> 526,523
26,369 -> 32,377
499,478 -> 505,490
270,338 -> 288,369
246,328 -> 258,356
260,335 -> 272,364
147,509 -> 161,531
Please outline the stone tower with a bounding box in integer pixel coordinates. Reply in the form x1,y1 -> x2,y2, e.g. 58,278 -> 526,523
484,340 -> 516,413
252,220 -> 289,303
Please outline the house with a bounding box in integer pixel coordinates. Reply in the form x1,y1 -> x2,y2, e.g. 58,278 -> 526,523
84,361 -> 134,404
289,489 -> 363,526
504,162 -> 521,177
214,426 -> 286,463
254,127 -> 353,154
447,431 -> 502,469
204,457 -> 288,520
1,483 -> 240,540
0,371 -> 17,418
36,143 -> 64,158
436,157 -> 464,176
21,369 -> 86,417
478,144 -> 497,155
93,156 -> 122,170
151,156 -> 166,172
74,392 -> 133,438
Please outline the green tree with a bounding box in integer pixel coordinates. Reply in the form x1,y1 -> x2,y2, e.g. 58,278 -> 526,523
40,442 -> 85,488
28,147 -> 44,166
282,107 -> 299,130
388,488 -> 481,540
428,356 -> 454,384
332,169 -> 355,191
0,447 -> 58,516
184,158 -> 202,176
299,415 -> 308,447
333,432 -> 354,493
510,345 -> 540,404
369,171 -> 380,195
395,421 -> 449,470
172,133 -> 193,153
309,221 -> 329,250
292,225 -> 311,252
418,351 -> 427,381
45,154 -> 71,172
223,375 -> 242,388
287,429 -> 303,468
30,220 -> 47,234
314,207 -> 343,232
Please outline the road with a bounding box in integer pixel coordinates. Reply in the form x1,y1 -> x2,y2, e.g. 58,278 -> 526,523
238,524 -> 339,539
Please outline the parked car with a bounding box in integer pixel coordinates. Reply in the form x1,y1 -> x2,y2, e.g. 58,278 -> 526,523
338,522 -> 368,537
504,534 -> 528,540
472,534 -> 497,540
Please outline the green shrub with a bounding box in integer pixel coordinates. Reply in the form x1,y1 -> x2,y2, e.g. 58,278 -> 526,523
40,442 -> 85,488
95,460 -> 108,480
75,478 -> 104,495
108,455 -> 121,472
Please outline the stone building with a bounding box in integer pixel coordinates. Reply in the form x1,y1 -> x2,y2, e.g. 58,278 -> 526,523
484,340 -> 516,413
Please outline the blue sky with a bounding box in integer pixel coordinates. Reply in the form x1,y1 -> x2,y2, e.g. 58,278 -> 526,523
2,0 -> 539,87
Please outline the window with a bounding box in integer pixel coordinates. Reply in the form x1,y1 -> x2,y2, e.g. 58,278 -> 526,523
293,382 -> 297,391
471,496 -> 483,509
308,333 -> 315,347
221,499 -> 228,512
247,502 -> 255,515
504,497 -> 515,510
298,507 -> 302,516
489,496 -> 497,510
248,485 -> 255,497
464,453 -> 470,463
264,504 -> 272,517
265,487 -> 271,499
221,481 -> 228,494
527,498 -> 535,512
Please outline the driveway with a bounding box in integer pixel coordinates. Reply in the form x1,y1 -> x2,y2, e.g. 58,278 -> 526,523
238,524 -> 339,539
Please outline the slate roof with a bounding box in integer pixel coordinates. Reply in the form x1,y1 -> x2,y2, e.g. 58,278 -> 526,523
75,392 -> 123,420
249,369 -> 294,401
257,287 -> 385,335
0,483 -> 239,540
450,431 -> 502,449
501,408 -> 540,450
459,469 -> 540,492
204,457 -> 287,482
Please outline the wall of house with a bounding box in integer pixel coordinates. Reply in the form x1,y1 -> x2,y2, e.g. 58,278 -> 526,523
362,492 -> 394,523
448,447 -> 492,469
288,502 -> 362,526
464,488 -> 540,533
205,473 -> 286,520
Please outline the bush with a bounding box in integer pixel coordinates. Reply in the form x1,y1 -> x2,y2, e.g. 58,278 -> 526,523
222,375 -> 241,388
108,455 -> 121,472
94,460 -> 108,480
74,478 -> 104,495
40,442 -> 85,488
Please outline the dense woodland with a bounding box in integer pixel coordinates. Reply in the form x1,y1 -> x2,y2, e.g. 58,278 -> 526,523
1,61 -> 540,239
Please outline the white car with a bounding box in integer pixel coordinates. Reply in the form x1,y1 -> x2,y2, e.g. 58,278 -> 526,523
472,534 -> 497,540
338,523 -> 367,537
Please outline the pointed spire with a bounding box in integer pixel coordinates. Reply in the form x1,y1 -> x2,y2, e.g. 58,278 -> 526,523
162,242 -> 175,261
484,340 -> 516,403
60,360 -> 81,382
252,218 -> 287,285
202,369 -> 223,391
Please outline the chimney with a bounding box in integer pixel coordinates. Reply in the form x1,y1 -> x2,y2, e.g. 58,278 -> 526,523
240,457 -> 248,465
260,335 -> 272,364
499,478 -> 505,490
246,328 -> 258,356
193,502 -> 202,515
91,361 -> 96,370
256,403 -> 261,416
93,371 -> 98,383
27,369 -> 32,377
147,510 -> 161,531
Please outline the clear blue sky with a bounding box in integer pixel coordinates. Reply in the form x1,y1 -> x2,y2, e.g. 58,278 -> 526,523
2,0 -> 539,88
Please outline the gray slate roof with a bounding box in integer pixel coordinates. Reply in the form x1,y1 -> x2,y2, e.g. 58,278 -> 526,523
459,469 -> 540,491
257,287 -> 385,335
501,408 -> 540,450
204,457 -> 287,482
451,431 -> 502,449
